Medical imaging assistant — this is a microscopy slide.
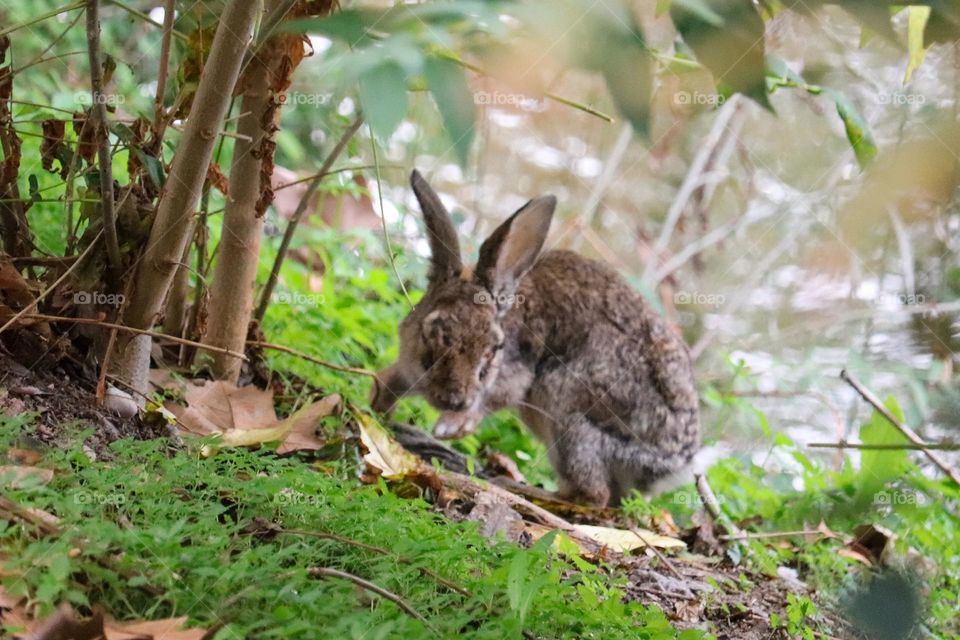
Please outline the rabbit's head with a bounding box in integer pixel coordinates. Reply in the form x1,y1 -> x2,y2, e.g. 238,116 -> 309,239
371,170 -> 555,415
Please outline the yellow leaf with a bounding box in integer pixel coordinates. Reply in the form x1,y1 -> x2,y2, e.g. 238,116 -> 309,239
355,411 -> 421,479
572,524 -> 686,552
905,6 -> 931,83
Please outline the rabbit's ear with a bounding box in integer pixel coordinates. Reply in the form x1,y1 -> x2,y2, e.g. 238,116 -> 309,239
476,195 -> 556,295
411,170 -> 463,282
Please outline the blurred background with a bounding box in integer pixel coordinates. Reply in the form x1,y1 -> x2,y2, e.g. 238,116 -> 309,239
5,0 -> 959,484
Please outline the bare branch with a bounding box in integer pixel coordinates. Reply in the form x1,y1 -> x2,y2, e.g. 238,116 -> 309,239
840,369 -> 960,486
254,115 -> 364,322
85,0 -> 121,284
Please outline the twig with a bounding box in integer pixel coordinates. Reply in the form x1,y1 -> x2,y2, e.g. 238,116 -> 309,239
274,164 -> 401,191
308,567 -> 437,633
246,340 -> 375,377
86,0 -> 121,285
628,525 -> 682,579
809,441 -> 960,451
437,51 -> 614,122
642,96 -> 742,282
255,115 -> 364,322
0,231 -> 103,335
10,12 -> 83,75
153,0 -> 176,129
10,255 -> 81,268
22,313 -> 247,361
0,1 -> 85,38
840,369 -> 960,486
282,528 -> 471,597
695,473 -> 744,539
689,232 -> 793,360
105,0 -> 188,41
370,129 -> 411,305
571,124 -> 632,251
719,529 -> 827,541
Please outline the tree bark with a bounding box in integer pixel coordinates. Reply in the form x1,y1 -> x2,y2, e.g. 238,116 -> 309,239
202,0 -> 306,382
110,0 -> 258,396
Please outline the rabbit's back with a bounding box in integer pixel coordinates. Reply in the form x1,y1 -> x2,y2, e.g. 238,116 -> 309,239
509,250 -> 700,481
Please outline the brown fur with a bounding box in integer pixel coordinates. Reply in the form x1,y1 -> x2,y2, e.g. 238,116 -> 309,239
372,171 -> 701,506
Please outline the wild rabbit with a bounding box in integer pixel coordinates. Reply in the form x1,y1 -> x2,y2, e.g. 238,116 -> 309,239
372,170 -> 701,506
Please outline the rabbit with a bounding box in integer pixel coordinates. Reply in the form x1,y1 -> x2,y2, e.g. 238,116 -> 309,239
371,170 -> 701,507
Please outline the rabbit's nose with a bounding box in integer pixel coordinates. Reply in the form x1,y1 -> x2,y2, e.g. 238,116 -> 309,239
447,398 -> 467,411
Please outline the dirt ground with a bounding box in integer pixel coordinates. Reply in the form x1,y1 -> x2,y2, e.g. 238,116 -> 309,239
0,347 -> 853,638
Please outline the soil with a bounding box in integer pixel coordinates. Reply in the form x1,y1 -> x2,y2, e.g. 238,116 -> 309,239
0,346 -> 853,638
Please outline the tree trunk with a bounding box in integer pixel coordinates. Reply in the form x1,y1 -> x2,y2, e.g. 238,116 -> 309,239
201,0 -> 306,382
110,0 -> 259,397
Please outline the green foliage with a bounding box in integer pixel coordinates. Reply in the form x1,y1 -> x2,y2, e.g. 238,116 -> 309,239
670,0 -> 772,110
0,424 -> 708,639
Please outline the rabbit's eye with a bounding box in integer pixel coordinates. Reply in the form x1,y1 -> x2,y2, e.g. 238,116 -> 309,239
478,360 -> 491,381
420,352 -> 434,370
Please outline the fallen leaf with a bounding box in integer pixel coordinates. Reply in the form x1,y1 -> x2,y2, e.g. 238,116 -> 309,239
522,522 -> 685,556
356,410 -> 422,480
275,394 -> 342,454
572,524 -> 686,552
6,448 -> 41,465
168,380 -> 276,437
104,615 -> 210,640
0,465 -> 53,488
168,380 -> 344,453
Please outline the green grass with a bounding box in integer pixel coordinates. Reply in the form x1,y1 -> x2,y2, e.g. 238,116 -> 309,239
0,419 -> 703,640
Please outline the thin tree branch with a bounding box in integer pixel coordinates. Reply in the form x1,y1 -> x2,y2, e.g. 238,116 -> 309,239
254,115 -> 364,321
370,129 -> 411,306
246,340 -> 376,377
0,1 -> 85,38
86,0 -> 121,285
840,369 -> 960,486
642,96 -> 742,282
0,231 -> 103,335
808,441 -> 960,451
24,313 -> 248,360
153,0 -> 176,129
308,567 -> 437,633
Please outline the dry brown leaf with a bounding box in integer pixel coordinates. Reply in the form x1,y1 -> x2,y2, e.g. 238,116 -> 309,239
6,448 -> 42,465
171,380 -> 276,436
275,394 -> 342,454
572,524 -> 686,552
148,369 -> 188,394
0,260 -> 37,315
168,381 -> 345,453
356,411 -> 422,480
521,522 -> 685,555
104,615 -> 209,640
0,465 -> 53,488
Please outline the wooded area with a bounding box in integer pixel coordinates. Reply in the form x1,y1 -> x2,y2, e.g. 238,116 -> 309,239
1,0 -> 959,638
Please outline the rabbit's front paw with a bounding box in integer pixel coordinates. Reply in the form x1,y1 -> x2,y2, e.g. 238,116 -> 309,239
434,411 -> 480,439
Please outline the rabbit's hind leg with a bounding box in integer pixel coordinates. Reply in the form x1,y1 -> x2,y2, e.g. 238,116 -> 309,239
551,417 -> 614,507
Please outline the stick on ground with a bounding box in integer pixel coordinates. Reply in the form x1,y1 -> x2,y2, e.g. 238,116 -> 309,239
840,369 -> 960,486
